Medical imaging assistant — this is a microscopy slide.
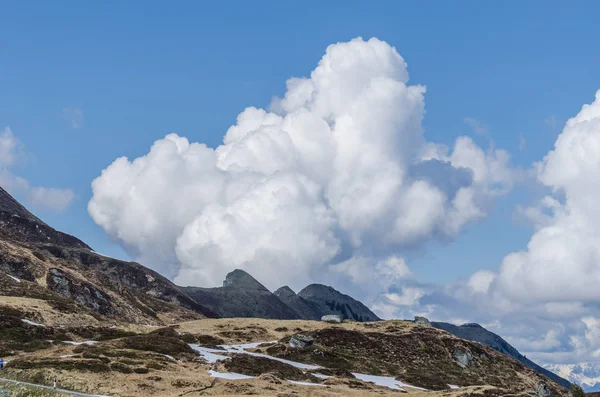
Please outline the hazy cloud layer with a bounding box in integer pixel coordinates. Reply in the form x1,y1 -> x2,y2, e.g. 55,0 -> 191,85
62,107 -> 84,129
89,37 -> 515,289
0,127 -> 74,212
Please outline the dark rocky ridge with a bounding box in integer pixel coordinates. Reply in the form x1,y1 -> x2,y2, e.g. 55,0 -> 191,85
431,321 -> 571,389
296,283 -> 381,322
182,269 -> 302,319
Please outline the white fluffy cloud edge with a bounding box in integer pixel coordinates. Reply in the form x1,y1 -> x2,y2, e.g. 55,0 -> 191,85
0,127 -> 74,212
88,37 -> 600,366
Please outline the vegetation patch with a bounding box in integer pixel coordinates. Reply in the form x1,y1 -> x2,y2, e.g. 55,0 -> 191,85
223,353 -> 319,383
8,358 -> 110,373
179,333 -> 225,347
114,332 -> 197,360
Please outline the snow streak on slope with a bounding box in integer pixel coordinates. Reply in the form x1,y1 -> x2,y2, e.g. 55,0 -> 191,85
190,341 -> 425,391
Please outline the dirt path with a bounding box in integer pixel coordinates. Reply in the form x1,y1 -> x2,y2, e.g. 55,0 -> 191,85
0,378 -> 111,397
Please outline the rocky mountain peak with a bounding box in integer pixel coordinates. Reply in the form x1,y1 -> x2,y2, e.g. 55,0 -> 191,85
297,283 -> 381,322
222,269 -> 269,291
297,283 -> 337,299
461,323 -> 484,328
274,286 -> 296,299
0,186 -> 42,222
0,185 -> 90,249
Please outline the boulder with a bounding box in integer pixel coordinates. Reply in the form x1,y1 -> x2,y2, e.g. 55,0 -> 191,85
289,334 -> 314,348
536,381 -> 551,397
452,348 -> 473,368
414,316 -> 431,327
321,314 -> 343,323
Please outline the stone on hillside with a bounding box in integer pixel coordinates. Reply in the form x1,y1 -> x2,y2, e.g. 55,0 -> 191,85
289,334 -> 314,348
414,316 -> 431,327
321,314 -> 343,323
452,348 -> 473,368
536,381 -> 551,397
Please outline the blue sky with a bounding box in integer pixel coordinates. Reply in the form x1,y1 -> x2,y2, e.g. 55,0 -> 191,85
2,0 -> 600,287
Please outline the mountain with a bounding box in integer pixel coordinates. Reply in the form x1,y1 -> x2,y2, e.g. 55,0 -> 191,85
296,284 -> 381,322
431,321 -> 571,389
0,185 -> 217,325
543,363 -> 600,392
274,286 -> 322,320
181,269 -> 302,319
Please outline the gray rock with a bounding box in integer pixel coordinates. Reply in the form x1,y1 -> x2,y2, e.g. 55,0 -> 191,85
535,381 -> 551,397
414,316 -> 431,327
321,314 -> 344,323
452,348 -> 473,368
289,334 -> 314,348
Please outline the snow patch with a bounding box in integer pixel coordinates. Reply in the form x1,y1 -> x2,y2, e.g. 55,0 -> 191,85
351,373 -> 427,391
189,344 -> 229,363
208,370 -> 255,380
287,380 -> 325,387
449,384 -> 460,389
217,342 -> 320,370
22,319 -> 45,327
63,340 -> 97,346
7,275 -> 20,283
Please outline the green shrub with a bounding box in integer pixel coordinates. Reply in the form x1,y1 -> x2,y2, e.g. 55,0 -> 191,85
571,384 -> 585,397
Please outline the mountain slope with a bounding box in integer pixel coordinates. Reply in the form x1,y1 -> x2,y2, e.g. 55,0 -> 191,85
431,321 -> 571,389
543,363 -> 600,392
181,269 -> 302,319
0,185 -> 217,324
0,186 -> 89,249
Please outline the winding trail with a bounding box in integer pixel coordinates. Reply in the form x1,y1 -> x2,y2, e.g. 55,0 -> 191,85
0,378 -> 111,397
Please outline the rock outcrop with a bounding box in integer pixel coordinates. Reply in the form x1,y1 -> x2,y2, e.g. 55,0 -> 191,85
322,314 -> 344,323
289,334 -> 314,348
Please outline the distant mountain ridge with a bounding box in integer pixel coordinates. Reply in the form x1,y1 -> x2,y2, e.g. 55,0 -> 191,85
182,270 -> 380,322
294,284 -> 380,322
543,362 -> 600,392
431,321 -> 571,389
181,270 -> 301,320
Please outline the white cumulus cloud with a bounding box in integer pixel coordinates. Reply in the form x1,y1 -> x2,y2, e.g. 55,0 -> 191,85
89,37 -> 515,290
493,90 -> 600,303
